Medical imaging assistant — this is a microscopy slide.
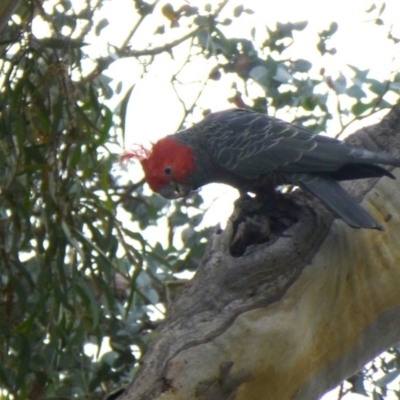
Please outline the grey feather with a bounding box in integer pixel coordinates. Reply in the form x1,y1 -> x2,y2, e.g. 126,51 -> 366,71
174,108 -> 400,229
298,177 -> 382,230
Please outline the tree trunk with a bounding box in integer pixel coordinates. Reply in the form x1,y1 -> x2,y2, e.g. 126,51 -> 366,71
119,105 -> 400,400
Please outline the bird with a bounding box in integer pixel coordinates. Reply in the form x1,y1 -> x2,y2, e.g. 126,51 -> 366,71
121,108 -> 400,230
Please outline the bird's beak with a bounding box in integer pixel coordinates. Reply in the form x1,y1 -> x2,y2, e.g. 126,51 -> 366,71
157,182 -> 192,199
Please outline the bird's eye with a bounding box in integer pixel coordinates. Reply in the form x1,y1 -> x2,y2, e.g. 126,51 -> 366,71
164,166 -> 172,176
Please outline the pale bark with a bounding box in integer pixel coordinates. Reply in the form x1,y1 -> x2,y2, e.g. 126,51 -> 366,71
119,105 -> 400,400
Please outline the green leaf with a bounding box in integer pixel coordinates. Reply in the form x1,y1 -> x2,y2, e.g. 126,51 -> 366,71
372,391 -> 384,400
292,21 -> 308,31
334,72 -> 347,94
347,65 -> 369,82
292,59 -> 312,73
98,105 -> 113,145
76,278 -> 100,328
212,28 -> 233,54
276,22 -> 294,38
390,82 -> 400,91
249,65 -> 268,85
351,102 -> 372,116
117,84 -> 135,144
322,22 -> 338,37
233,5 -> 244,17
69,144 -> 82,168
365,3 -> 376,13
168,209 -> 189,226
95,18 -> 109,36
0,363 -> 11,386
348,374 -> 368,395
273,65 -> 292,83
134,0 -> 155,16
302,96 -> 319,111
369,79 -> 385,95
347,85 -> 366,99
15,335 -> 31,388
204,3 -> 212,12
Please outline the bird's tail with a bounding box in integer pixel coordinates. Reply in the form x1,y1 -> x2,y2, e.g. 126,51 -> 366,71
299,177 -> 382,230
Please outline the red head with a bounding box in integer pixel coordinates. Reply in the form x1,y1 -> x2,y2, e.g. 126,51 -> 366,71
121,137 -> 195,199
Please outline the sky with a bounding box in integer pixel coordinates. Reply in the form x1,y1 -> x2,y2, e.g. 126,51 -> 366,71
34,0 -> 400,398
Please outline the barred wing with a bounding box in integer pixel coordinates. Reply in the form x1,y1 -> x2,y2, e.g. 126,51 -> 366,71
203,109 -> 392,180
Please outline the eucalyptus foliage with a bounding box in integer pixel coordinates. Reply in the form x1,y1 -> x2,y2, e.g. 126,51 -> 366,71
0,1 -> 399,399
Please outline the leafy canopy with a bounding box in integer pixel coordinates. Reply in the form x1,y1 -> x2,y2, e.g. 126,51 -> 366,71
0,0 -> 399,398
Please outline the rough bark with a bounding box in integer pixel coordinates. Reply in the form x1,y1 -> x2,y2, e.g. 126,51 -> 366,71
119,105 -> 400,400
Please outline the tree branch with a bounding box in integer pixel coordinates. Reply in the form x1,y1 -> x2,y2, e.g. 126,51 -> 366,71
0,0 -> 20,34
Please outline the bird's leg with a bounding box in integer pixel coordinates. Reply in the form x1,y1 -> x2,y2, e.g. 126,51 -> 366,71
255,187 -> 301,223
228,189 -> 300,257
